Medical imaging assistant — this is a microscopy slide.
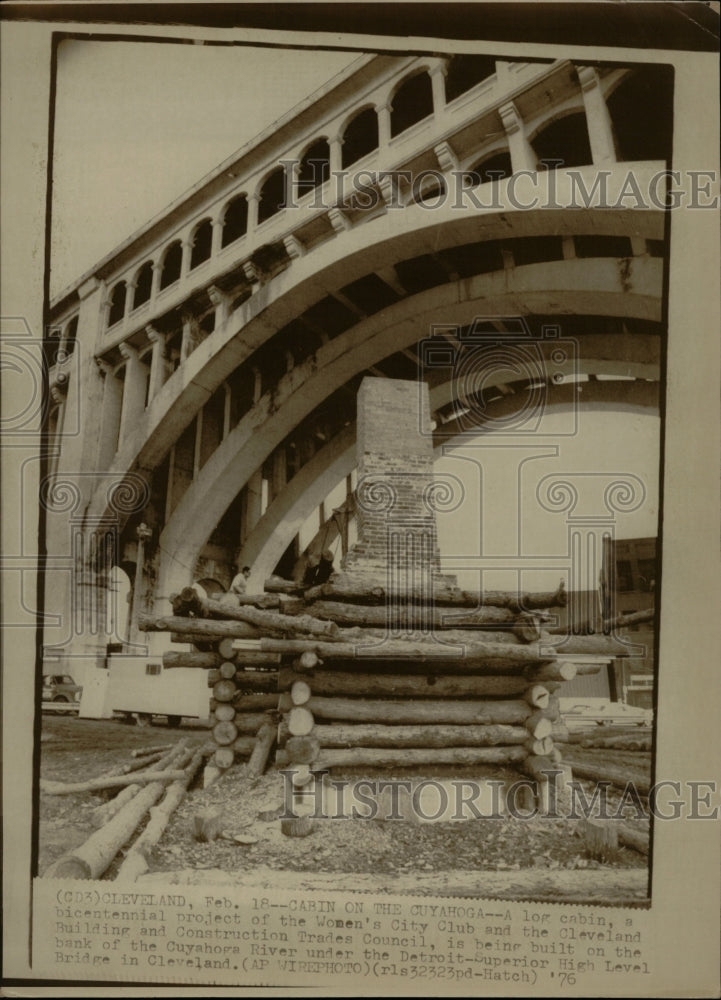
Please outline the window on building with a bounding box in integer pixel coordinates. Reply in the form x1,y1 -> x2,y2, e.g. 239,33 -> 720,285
342,108 -> 379,167
107,282 -> 127,327
532,112 -> 593,170
467,151 -> 513,185
190,219 -> 212,269
222,194 -> 249,247
160,241 -> 183,290
444,55 -> 497,103
133,261 -> 154,309
298,138 -> 330,198
390,72 -> 433,137
258,167 -> 286,224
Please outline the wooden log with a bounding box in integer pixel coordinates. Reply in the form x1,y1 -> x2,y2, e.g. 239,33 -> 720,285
316,746 -> 527,768
526,735 -> 554,756
213,704 -> 236,723
115,749 -> 204,881
285,735 -> 321,763
303,575 -> 567,609
514,612 -> 544,643
310,723 -> 529,748
40,770 -> 188,796
524,685 -> 550,709
562,753 -> 650,794
582,817 -> 619,861
304,695 -> 531,726
213,747 -> 235,770
260,636 -> 545,665
234,650 -> 282,667
139,613 -> 259,639
304,600 -> 516,630
229,712 -> 275,734
92,784 -> 141,827
247,723 -> 277,779
618,822 -> 650,855
163,651 -> 220,669
295,651 -> 322,672
525,660 -> 577,683
231,736 -> 260,755
525,711 -> 554,740
219,661 -> 237,680
217,637 -> 236,660
548,607 -> 655,636
213,721 -> 238,746
130,743 -> 173,758
169,633 -> 217,649
277,668 -> 531,699
264,577 -> 307,594
281,816 -> 315,837
290,764 -> 314,787
290,680 -> 312,705
207,668 -> 220,687
234,692 -> 279,712
233,671 -> 279,692
213,679 -> 237,703
576,735 -> 652,751
173,600 -> 340,639
288,706 -> 315,736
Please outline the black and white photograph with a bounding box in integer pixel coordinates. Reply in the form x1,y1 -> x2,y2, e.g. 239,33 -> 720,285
2,4 -> 719,996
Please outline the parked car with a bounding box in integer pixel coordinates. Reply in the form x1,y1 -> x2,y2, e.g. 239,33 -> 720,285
42,674 -> 82,711
559,698 -> 652,730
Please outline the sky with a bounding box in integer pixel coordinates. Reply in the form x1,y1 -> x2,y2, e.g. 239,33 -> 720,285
51,39 -> 358,296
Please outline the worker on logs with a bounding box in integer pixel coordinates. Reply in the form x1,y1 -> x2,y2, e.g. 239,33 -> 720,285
230,565 -> 252,595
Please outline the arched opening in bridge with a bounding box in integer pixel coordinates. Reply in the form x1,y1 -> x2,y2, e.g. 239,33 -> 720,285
222,194 -> 249,247
607,65 -> 674,163
532,112 -> 593,170
297,138 -> 330,197
341,107 -> 378,167
132,261 -> 153,309
160,241 -> 183,290
258,167 -> 286,224
444,54 -> 497,103
390,71 -> 433,137
190,219 -> 212,269
412,171 -> 447,205
107,281 -> 126,327
468,150 -> 513,185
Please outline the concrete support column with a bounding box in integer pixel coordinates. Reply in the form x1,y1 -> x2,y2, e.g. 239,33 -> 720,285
578,66 -> 617,165
285,159 -> 300,207
499,100 -> 537,173
146,325 -> 167,402
117,343 -> 147,446
244,468 -> 264,537
211,215 -> 224,255
377,102 -> 392,148
95,360 -> 124,469
247,192 -> 260,232
429,61 -> 448,116
181,238 -> 193,277
151,261 -> 163,300
328,134 -> 343,177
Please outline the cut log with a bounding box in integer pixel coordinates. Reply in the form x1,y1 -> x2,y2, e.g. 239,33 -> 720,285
303,695 -> 531,727
548,607 -> 655,636
138,613 -> 259,639
213,704 -> 236,723
582,817 -> 619,861
277,668 -> 531,699
316,746 -> 527,768
163,651 -> 220,669
219,661 -> 237,680
295,651 -> 322,672
130,743 -> 173,758
310,723 -> 528,748
303,575 -> 567,609
212,721 -> 238,746
287,706 -> 315,736
304,600 -> 516,630
233,712 -> 276,734
618,822 -> 650,855
92,784 -> 141,827
213,747 -> 235,770
526,735 -> 555,756
290,764 -> 314,787
524,660 -> 577,683
170,633 -> 218,649
246,723 -> 277,779
234,650 -> 282,667
285,735 -> 321,763
193,807 -> 225,842
264,577 -> 307,594
562,753 -> 651,794
514,612 -> 544,643
576,735 -> 652,751
115,748 -> 204,881
524,685 -> 550,710
42,754 -> 192,879
281,816 -> 315,837
290,681 -> 312,705
40,770 -> 188,796
213,679 -> 237,703
260,636 -> 545,666
217,637 -> 236,661
525,711 -> 554,740
207,669 -> 220,687
234,693 -> 279,712
231,736 -> 260,755
233,671 -> 280,692
520,754 -> 565,783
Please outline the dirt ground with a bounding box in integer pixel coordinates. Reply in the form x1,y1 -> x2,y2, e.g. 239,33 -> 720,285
38,715 -> 651,897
